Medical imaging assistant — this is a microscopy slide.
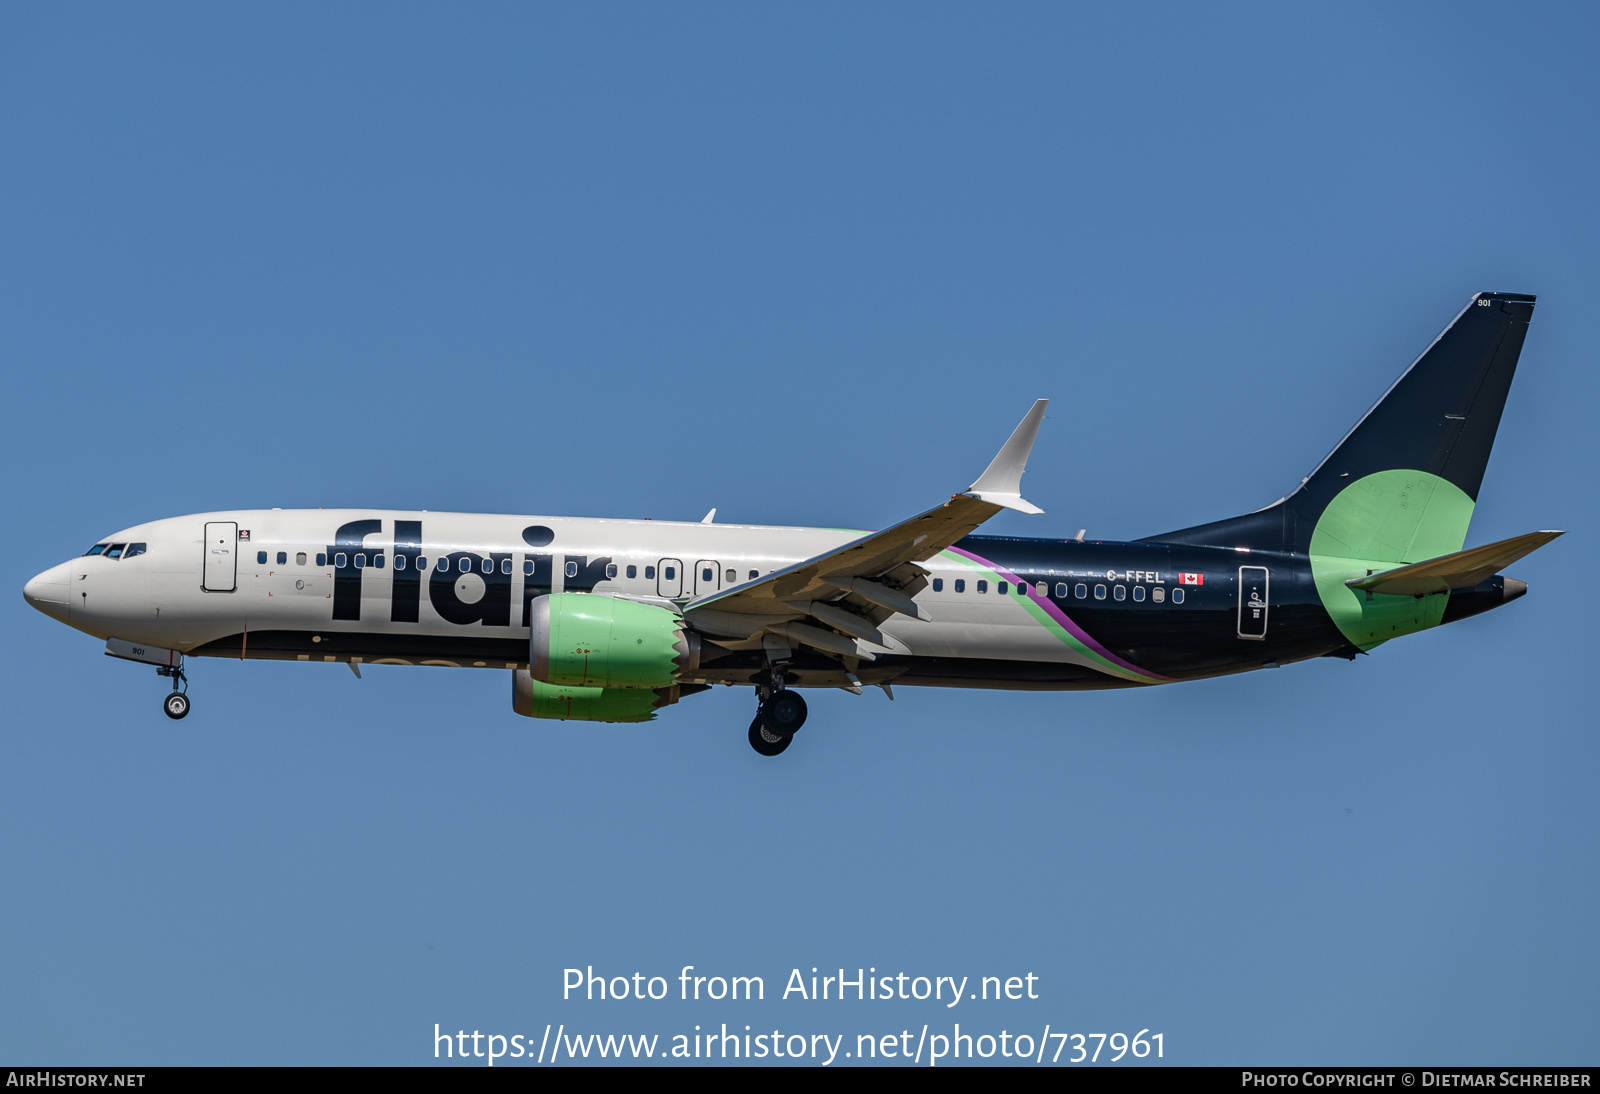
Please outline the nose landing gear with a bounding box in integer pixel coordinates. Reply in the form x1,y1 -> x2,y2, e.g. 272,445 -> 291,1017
158,662 -> 190,720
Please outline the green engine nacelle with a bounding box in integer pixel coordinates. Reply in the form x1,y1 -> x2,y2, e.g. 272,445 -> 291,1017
528,593 -> 700,690
511,670 -> 682,723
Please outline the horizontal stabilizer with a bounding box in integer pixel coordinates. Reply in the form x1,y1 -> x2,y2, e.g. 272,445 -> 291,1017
1344,530 -> 1563,596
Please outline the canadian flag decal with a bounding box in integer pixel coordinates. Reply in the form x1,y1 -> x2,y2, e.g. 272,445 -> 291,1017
1179,572 -> 1204,585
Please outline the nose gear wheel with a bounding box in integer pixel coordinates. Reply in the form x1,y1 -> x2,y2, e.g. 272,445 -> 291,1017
157,661 -> 190,720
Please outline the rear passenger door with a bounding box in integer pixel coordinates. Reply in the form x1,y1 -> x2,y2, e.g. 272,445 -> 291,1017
1237,566 -> 1269,639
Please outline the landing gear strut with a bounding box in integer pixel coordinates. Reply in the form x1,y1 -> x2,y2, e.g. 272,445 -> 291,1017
158,661 -> 190,720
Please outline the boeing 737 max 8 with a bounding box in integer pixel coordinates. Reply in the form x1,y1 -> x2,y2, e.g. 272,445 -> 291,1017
23,292 -> 1561,755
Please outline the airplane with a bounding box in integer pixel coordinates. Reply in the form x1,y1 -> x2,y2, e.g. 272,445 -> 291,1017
23,291 -> 1561,756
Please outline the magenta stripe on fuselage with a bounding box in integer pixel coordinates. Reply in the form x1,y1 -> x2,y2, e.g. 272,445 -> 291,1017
945,545 -> 1171,682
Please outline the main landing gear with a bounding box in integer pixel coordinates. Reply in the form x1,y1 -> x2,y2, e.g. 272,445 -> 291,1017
748,678 -> 808,757
158,661 -> 190,720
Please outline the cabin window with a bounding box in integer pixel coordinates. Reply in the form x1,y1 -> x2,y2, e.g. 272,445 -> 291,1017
1152,587 -> 1165,602
256,551 -> 268,564
480,558 -> 493,574
1036,582 -> 1048,595
438,557 -> 451,572
933,578 -> 944,592
565,561 -> 579,578
373,553 -> 385,569
749,570 -> 759,580
354,553 -> 366,568
394,555 -> 406,570
977,580 -> 988,593
458,557 -> 470,573
626,565 -> 637,579
1094,584 -> 1106,600
335,553 -> 347,568
296,552 -> 307,566
701,567 -> 713,582
1055,583 -> 1068,598
954,579 -> 966,593
124,543 -> 146,559
1172,588 -> 1185,604
105,543 -> 126,559
523,559 -> 534,576
659,566 -> 670,580
1133,586 -> 1145,602
997,581 -> 1008,594
606,564 -> 618,579
317,553 -> 327,567
276,551 -> 287,565
85,543 -> 108,556
417,556 -> 428,571
1113,585 -> 1125,601
502,558 -> 512,575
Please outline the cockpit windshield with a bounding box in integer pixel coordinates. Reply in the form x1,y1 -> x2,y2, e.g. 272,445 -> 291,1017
84,541 -> 146,559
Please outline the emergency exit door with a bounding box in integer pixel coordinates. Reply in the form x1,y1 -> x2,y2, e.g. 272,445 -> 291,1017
203,522 -> 238,592
1237,566 -> 1269,639
657,558 -> 683,598
694,560 -> 721,596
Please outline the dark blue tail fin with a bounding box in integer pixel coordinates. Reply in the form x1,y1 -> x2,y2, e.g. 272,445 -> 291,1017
1145,291 -> 1535,553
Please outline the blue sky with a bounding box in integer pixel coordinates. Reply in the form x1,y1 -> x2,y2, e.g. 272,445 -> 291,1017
1,2 -> 1595,1065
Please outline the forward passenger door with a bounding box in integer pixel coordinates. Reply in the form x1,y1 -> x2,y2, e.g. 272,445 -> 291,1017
202,522 -> 238,592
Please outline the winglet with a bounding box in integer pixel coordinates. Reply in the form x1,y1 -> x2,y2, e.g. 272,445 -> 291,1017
966,399 -> 1048,514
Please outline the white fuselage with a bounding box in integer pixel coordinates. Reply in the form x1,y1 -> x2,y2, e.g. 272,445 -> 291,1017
23,509 -> 1097,681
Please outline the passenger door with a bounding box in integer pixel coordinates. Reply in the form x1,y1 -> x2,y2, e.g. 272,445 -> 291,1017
1237,566 -> 1269,639
203,522 -> 238,592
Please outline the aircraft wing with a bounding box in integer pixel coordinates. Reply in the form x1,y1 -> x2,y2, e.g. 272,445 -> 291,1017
1343,529 -> 1564,597
683,400 -> 1049,659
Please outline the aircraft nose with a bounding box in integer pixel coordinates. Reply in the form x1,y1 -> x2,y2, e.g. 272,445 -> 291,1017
23,561 -> 72,624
